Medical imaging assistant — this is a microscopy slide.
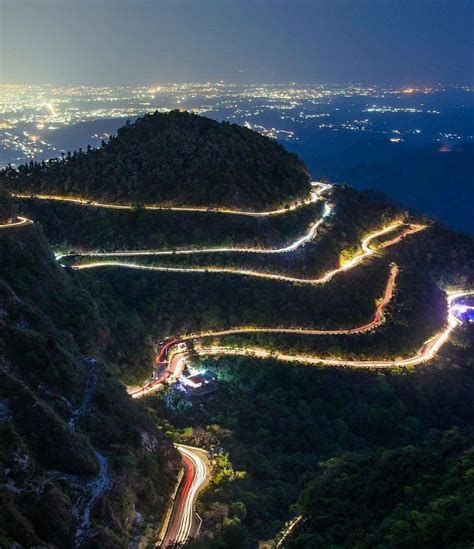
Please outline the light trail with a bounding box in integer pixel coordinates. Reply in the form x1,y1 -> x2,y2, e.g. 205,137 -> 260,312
195,290 -> 474,369
73,222 -> 425,285
128,264 -> 398,399
159,444 -> 210,548
6,166 -> 469,548
275,515 -> 305,548
179,264 -> 398,340
58,197 -> 331,261
14,182 -> 328,218
0,216 -> 32,229
128,351 -> 187,399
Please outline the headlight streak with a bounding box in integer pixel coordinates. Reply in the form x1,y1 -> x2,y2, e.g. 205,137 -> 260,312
159,444 -> 210,548
58,199 -> 332,261
14,181 -> 328,218
0,216 -> 33,229
195,290 -> 474,369
128,263 -> 398,400
73,222 -> 425,285
178,263 -> 398,340
275,515 -> 305,548
128,353 -> 187,398
9,181 -> 471,548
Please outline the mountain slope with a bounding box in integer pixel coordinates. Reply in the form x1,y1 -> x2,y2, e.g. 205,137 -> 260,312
1,110 -> 310,210
0,220 -> 179,547
291,429 -> 474,548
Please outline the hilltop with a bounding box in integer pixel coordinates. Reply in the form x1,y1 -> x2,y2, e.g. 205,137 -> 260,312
1,110 -> 310,211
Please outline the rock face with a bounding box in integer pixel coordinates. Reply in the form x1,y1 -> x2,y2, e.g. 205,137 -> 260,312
1,110 -> 310,210
0,223 -> 179,547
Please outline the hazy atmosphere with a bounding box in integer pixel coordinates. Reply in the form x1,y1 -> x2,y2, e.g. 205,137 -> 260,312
2,0 -> 474,85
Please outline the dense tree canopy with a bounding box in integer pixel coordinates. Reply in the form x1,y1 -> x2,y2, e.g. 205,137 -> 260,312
1,123 -> 473,548
0,186 -> 15,224
0,224 -> 179,547
292,429 -> 474,548
1,110 -> 310,210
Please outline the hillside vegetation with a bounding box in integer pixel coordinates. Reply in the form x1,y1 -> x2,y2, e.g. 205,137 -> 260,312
17,196 -> 324,253
292,428 -> 474,548
0,187 -> 15,224
1,110 -> 310,210
1,117 -> 474,549
155,328 -> 474,548
0,221 -> 179,547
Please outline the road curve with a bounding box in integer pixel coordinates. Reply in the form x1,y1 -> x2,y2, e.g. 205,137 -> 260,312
58,192 -> 331,261
179,263 -> 398,340
195,290 -> 474,369
73,222 -> 424,285
128,264 -> 398,399
129,350 -> 187,399
9,181 -> 473,547
0,216 -> 33,229
158,444 -> 210,548
275,515 -> 305,548
15,182 -> 326,218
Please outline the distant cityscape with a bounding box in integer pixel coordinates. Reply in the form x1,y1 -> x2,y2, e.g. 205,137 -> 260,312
1,82 -> 473,165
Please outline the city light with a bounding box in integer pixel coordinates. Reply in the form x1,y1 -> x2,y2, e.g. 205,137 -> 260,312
1,83 -> 469,165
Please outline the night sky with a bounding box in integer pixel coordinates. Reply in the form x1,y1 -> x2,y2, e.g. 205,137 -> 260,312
1,0 -> 473,86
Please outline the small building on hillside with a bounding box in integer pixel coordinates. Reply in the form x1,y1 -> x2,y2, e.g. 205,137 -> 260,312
180,369 -> 217,395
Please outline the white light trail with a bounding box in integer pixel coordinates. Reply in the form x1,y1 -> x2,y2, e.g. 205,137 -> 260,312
275,515 -> 304,548
194,290 -> 474,368
128,264 -> 398,399
0,216 -> 32,229
15,182 -> 328,218
74,222 -> 425,285
60,200 -> 331,261
160,445 -> 210,547
179,264 -> 398,340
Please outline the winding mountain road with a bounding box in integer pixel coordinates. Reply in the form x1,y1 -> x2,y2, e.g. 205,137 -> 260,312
158,444 -> 210,548
128,264 -> 398,399
5,182 -> 473,548
0,216 -> 33,229
180,263 -> 398,340
14,182 -> 323,217
72,222 -> 425,285
196,289 -> 474,369
56,182 -> 330,261
129,349 -> 188,399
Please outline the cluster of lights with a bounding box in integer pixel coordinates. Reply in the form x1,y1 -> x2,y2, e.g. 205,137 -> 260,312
1,82 -> 471,165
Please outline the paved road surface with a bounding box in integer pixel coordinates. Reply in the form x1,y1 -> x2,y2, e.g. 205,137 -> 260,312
158,444 -> 210,547
15,181 -> 324,217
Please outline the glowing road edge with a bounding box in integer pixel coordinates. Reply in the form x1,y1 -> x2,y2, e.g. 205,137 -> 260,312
14,181 -> 326,217
128,264 -> 399,399
195,290 -> 474,369
72,222 -> 425,284
58,197 -> 332,261
0,216 -> 32,229
275,515 -> 305,548
4,186 -> 473,547
158,444 -> 210,547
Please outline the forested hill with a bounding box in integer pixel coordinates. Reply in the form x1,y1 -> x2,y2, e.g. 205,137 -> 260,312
1,111 -> 310,210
